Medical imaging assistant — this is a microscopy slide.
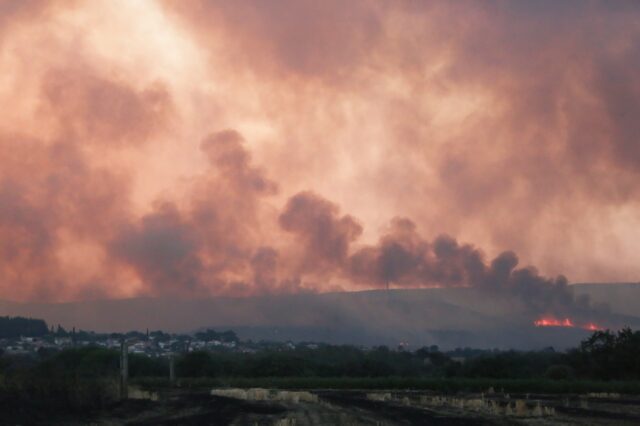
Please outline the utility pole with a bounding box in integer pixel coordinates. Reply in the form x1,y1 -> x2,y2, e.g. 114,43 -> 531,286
385,280 -> 391,303
169,354 -> 175,385
120,339 -> 128,400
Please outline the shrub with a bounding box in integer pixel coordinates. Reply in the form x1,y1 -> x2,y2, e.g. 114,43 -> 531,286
545,364 -> 573,381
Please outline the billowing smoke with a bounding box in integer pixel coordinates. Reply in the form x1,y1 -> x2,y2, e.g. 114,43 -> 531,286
109,130 -> 279,296
0,0 -> 638,321
279,192 -> 362,274
278,192 -> 607,323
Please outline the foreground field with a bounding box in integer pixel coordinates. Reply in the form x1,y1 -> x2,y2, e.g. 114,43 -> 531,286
134,376 -> 640,394
7,386 -> 639,425
124,388 -> 640,425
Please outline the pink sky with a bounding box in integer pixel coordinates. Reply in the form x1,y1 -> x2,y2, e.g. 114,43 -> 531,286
1,1 -> 639,301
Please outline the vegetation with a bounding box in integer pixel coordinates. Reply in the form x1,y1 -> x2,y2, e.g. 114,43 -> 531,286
133,376 -> 640,394
0,326 -> 639,417
568,328 -> 640,380
0,316 -> 48,338
0,347 -> 170,419
195,329 -> 238,343
166,328 -> 640,383
1,329 -> 639,383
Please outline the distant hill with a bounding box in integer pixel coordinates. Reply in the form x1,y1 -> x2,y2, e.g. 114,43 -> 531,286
572,282 -> 640,317
0,283 -> 638,350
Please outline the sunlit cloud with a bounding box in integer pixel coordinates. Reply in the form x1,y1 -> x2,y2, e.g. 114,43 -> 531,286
1,0 -> 639,304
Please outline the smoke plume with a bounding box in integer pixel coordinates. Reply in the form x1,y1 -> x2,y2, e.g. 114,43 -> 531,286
0,0 -> 638,326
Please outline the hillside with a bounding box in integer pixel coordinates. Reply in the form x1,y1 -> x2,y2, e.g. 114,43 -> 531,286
0,283 -> 638,350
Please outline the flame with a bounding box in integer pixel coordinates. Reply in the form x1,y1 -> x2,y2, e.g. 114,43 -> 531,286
534,317 -> 574,327
583,322 -> 603,331
534,316 -> 603,331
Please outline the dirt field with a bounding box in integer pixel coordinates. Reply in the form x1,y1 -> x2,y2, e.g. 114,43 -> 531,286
7,388 -> 640,425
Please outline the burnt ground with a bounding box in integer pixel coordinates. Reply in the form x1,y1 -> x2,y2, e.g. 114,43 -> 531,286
124,393 -> 287,425
318,391 -> 492,425
2,389 -> 640,425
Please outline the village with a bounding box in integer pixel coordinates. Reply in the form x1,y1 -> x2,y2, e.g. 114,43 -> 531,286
0,324 -> 312,358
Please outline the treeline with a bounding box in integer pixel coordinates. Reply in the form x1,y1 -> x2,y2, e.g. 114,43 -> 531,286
2,329 -> 638,382
569,328 -> 640,380
173,329 -> 640,381
0,316 -> 48,338
0,328 -> 638,421
0,315 -> 239,344
195,329 -> 238,343
171,329 -> 640,381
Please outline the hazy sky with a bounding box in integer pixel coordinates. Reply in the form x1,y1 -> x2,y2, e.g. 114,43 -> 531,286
1,0 -> 639,301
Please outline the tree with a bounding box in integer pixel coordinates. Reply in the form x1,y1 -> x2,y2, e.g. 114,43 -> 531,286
0,316 -> 49,338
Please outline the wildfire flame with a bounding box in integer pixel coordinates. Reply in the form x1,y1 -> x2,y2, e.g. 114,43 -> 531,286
534,316 -> 603,331
534,317 -> 574,327
583,323 -> 603,331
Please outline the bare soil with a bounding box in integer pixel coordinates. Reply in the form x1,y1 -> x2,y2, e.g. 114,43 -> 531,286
3,389 -> 640,425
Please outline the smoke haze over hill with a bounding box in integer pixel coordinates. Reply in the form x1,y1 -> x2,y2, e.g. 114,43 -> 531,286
1,284 -> 639,350
0,0 -> 639,330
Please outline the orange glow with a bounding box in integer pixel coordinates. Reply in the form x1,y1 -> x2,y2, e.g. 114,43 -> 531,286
534,317 -> 603,331
534,317 -> 574,328
584,323 -> 604,331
